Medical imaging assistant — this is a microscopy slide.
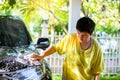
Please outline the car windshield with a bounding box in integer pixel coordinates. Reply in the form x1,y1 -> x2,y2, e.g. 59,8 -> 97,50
0,17 -> 31,47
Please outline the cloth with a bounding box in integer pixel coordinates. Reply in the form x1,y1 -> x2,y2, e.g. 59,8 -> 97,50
53,33 -> 104,80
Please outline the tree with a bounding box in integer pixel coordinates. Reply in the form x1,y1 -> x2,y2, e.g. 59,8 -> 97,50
0,0 -> 120,36
16,0 -> 69,34
80,0 -> 120,35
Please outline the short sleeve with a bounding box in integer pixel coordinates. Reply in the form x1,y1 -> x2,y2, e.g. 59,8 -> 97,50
53,34 -> 70,55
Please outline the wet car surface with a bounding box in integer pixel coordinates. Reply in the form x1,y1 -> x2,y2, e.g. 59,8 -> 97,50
0,15 -> 52,80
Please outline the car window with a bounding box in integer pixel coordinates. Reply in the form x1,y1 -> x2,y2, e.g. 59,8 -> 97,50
0,18 -> 32,47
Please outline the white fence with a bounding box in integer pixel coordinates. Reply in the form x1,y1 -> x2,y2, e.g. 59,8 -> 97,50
96,36 -> 120,75
44,34 -> 120,75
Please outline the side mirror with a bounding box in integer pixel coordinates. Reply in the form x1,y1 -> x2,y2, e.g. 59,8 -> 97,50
36,38 -> 50,50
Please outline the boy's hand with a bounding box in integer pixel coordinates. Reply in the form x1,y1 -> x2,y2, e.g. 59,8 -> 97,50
26,53 -> 43,65
27,53 -> 43,61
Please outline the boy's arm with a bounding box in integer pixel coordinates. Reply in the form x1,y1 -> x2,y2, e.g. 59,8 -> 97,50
30,45 -> 56,60
41,45 -> 56,58
94,74 -> 100,80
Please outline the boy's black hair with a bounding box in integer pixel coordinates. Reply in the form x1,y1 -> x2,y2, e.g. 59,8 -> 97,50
76,16 -> 95,35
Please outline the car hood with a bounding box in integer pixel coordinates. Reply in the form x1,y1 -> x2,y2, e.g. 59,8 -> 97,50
0,43 -> 37,56
0,45 -> 48,80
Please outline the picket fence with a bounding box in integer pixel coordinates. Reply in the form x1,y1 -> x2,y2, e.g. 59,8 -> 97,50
44,34 -> 120,75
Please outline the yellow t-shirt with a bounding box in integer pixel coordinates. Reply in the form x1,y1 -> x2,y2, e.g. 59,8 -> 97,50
53,34 -> 104,80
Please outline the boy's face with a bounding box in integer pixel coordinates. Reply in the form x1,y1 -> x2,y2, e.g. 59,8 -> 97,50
76,30 -> 91,43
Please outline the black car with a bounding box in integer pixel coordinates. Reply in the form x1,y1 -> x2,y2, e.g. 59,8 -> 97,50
0,15 -> 52,80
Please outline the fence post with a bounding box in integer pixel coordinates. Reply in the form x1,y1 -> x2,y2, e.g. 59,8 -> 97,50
117,33 -> 120,71
51,26 -> 55,44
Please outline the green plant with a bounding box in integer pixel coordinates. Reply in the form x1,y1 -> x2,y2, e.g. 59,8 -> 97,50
52,74 -> 120,80
52,75 -> 62,80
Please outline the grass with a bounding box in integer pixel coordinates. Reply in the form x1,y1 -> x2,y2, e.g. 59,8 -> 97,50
100,74 -> 120,80
52,74 -> 120,80
52,75 -> 62,80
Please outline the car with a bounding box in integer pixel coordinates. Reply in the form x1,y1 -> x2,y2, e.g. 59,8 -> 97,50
0,15 -> 52,80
